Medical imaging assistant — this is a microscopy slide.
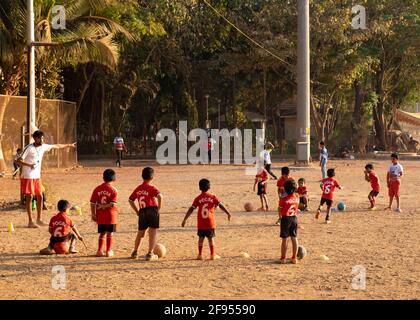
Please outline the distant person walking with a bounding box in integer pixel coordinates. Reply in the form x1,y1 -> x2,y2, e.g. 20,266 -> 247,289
319,141 -> 328,179
113,132 -> 127,168
262,142 -> 277,180
18,130 -> 76,228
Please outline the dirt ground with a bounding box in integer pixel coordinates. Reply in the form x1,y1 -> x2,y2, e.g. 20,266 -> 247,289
0,159 -> 419,300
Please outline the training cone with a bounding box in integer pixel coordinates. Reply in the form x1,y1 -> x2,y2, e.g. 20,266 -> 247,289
8,222 -> 15,233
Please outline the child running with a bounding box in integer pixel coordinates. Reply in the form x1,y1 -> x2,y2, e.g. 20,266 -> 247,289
129,167 -> 162,261
297,178 -> 309,211
278,180 -> 299,264
181,179 -> 231,260
386,153 -> 403,213
253,163 -> 269,211
90,169 -> 118,257
364,163 -> 381,210
316,168 -> 342,224
40,200 -> 83,255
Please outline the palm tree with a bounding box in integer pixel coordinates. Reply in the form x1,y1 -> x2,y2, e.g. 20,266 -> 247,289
0,0 -> 132,171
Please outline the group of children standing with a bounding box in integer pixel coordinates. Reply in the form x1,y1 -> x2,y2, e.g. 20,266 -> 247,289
252,143 -> 404,263
39,144 -> 404,265
41,166 -> 232,261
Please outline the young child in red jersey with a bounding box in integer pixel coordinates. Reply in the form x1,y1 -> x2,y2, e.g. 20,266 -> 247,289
90,169 -> 118,257
316,168 -> 342,224
364,163 -> 381,210
278,180 -> 300,264
40,200 -> 83,255
182,179 -> 231,260
386,153 -> 404,213
297,178 -> 309,211
276,167 -> 294,224
129,167 -> 162,261
253,163 -> 269,211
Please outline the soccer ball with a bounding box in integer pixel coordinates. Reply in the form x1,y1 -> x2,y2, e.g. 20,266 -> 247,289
244,202 -> 254,212
337,202 -> 346,211
153,243 -> 167,258
297,245 -> 307,260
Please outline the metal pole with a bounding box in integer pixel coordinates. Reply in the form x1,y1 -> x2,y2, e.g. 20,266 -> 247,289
218,99 -> 221,130
27,0 -> 36,139
296,0 -> 310,164
205,94 -> 209,129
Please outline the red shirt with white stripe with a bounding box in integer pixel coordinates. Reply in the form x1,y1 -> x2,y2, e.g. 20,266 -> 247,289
90,182 -> 118,224
129,182 -> 160,209
192,192 -> 220,229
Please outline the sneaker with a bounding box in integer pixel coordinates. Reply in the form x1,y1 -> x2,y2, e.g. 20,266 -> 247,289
325,220 -> 331,224
210,254 -> 221,260
368,207 -> 378,211
395,208 -> 402,213
130,251 -> 138,260
106,250 -> 114,257
69,247 -> 79,254
280,258 -> 287,264
196,255 -> 204,260
39,247 -> 54,255
96,251 -> 105,257
290,257 -> 298,264
275,218 -> 281,225
145,252 -> 158,261
315,210 -> 320,219
28,221 -> 39,228
36,220 -> 48,226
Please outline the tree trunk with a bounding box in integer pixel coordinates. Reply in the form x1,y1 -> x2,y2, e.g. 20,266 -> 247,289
373,61 -> 388,150
76,65 -> 95,114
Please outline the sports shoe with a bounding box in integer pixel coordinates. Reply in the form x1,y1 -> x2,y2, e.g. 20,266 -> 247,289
368,207 -> 378,211
39,247 -> 54,255
28,221 -> 39,228
210,254 -> 221,260
69,246 -> 79,254
106,250 -> 114,257
145,252 -> 158,261
315,210 -> 320,219
290,257 -> 298,264
395,208 -> 402,213
36,220 -> 48,226
96,251 -> 105,257
130,251 -> 138,259
325,220 -> 331,224
196,255 -> 204,260
280,258 -> 287,264
275,218 -> 281,225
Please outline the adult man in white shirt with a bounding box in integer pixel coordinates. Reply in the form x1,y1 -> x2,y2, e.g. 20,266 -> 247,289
18,130 -> 76,228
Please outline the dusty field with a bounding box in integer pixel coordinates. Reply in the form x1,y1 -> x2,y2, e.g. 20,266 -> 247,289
0,159 -> 419,300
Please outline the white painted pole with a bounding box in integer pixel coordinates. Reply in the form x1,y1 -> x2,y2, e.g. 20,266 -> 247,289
27,0 -> 36,138
296,0 -> 311,163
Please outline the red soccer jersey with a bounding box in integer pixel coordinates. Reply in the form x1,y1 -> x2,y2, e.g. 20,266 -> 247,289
297,186 -> 307,196
49,212 -> 74,238
192,192 -> 221,230
368,171 -> 380,192
129,182 -> 160,209
279,194 -> 299,217
90,182 -> 118,225
277,176 -> 294,192
321,177 -> 340,200
256,168 -> 268,182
